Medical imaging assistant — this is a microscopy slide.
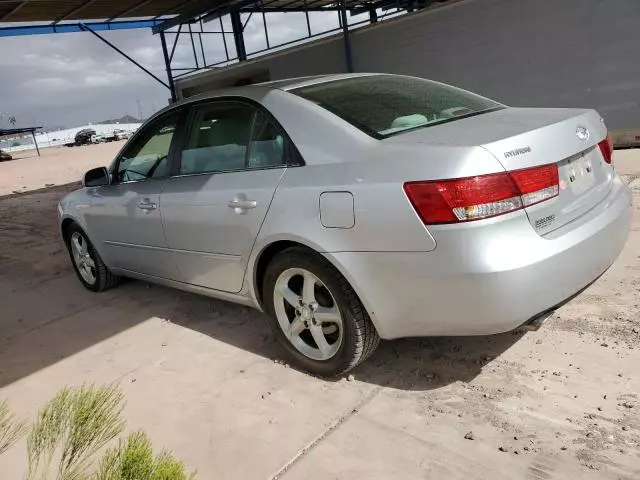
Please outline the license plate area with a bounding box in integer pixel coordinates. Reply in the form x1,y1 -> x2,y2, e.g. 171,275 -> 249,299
559,152 -> 596,195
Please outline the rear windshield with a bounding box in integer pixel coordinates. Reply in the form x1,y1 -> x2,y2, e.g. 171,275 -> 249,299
291,75 -> 503,139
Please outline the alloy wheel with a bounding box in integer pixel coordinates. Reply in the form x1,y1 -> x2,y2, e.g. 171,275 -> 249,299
70,231 -> 97,285
273,268 -> 343,361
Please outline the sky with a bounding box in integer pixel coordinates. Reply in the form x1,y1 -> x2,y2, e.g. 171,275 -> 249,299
0,11 -> 349,129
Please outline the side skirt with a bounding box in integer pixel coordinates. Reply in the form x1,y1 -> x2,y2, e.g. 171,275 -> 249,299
111,268 -> 261,310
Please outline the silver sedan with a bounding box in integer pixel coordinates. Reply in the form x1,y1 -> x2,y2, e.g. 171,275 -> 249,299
58,74 -> 631,375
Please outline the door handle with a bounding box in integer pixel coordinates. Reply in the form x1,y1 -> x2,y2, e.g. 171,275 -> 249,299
137,199 -> 157,211
228,194 -> 257,214
228,199 -> 257,209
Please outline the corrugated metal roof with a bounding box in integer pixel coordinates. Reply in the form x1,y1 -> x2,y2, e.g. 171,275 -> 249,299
0,0 -> 365,23
0,0 -> 201,22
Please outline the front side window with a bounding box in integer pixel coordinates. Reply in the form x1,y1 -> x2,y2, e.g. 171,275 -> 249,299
180,103 -> 253,175
291,75 -> 503,138
115,112 -> 179,183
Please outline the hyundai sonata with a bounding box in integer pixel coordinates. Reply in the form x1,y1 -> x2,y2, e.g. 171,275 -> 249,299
58,74 -> 631,375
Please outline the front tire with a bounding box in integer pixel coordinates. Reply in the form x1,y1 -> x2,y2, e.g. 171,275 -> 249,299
263,247 -> 379,376
65,224 -> 120,292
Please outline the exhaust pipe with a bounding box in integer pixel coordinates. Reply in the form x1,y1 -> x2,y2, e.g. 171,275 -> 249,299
520,311 -> 555,331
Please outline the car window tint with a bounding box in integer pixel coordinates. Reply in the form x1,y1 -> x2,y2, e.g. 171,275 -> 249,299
291,75 -> 503,139
116,113 -> 178,183
248,111 -> 286,169
181,103 -> 254,175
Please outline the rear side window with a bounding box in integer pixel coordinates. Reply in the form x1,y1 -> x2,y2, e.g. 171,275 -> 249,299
180,102 -> 288,175
291,75 -> 502,139
249,111 -> 285,168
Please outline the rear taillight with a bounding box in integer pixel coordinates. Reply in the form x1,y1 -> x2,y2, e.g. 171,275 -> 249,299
598,133 -> 613,164
404,164 -> 559,225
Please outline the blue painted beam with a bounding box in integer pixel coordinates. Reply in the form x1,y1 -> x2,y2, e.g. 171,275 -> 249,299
0,19 -> 162,37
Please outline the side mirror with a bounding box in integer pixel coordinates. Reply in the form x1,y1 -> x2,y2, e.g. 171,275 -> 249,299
83,167 -> 110,187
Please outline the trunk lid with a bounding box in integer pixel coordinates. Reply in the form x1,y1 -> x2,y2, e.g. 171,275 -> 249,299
386,107 -> 613,235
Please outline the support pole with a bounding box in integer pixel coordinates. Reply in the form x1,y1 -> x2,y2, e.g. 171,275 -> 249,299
340,0 -> 353,73
160,30 -> 178,103
261,0 -> 270,49
199,20 -> 207,66
31,131 -> 40,157
303,0 -> 312,36
188,23 -> 199,68
230,8 -> 247,61
220,16 -> 229,61
369,9 -> 378,23
169,23 -> 183,62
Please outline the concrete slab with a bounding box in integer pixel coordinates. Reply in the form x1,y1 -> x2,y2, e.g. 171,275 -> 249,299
613,148 -> 639,177
1,150 -> 639,479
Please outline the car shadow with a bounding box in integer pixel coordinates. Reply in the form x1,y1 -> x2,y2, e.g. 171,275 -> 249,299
1,273 -> 525,392
351,331 -> 525,391
128,281 -> 526,391
0,181 -> 525,392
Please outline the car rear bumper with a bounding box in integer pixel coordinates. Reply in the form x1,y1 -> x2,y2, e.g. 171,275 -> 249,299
327,175 -> 632,340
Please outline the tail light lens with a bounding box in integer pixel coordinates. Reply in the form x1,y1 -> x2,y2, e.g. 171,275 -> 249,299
598,133 -> 613,164
404,163 -> 559,225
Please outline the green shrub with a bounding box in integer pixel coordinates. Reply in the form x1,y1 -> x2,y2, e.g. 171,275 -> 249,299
27,384 -> 125,480
0,400 -> 28,455
0,384 -> 194,480
95,431 -> 194,480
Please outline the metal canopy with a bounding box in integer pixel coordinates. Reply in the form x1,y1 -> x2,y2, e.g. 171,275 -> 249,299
153,0 -> 376,33
0,0 -> 449,107
0,0 -> 192,23
0,127 -> 41,136
0,127 -> 42,156
0,0 -> 380,23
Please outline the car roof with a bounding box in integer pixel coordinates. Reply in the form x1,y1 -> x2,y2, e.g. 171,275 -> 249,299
149,73 -> 387,123
254,72 -> 381,91
178,72 -> 383,105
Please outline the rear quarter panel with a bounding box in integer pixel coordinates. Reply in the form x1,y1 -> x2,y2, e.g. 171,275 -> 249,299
253,88 -> 513,252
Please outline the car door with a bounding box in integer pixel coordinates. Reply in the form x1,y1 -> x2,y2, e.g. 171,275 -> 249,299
160,100 -> 294,292
83,110 -> 184,280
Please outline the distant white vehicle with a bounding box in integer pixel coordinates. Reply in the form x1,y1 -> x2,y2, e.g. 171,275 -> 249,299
90,134 -> 105,144
113,130 -> 133,141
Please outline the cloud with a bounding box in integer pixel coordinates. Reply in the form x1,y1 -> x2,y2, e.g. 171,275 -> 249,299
0,12 -> 342,128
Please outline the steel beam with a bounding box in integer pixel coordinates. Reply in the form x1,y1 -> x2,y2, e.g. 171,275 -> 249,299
31,131 -> 40,157
219,16 -> 229,61
160,30 -> 178,102
0,0 -> 27,21
78,23 -> 170,90
169,23 -> 183,62
153,0 -> 232,33
108,0 -> 156,21
0,19 -> 161,37
53,0 -> 100,23
230,8 -> 247,61
340,0 -> 353,72
188,23 -> 200,68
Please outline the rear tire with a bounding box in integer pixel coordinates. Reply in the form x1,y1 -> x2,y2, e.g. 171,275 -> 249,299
263,247 -> 379,376
65,223 -> 120,292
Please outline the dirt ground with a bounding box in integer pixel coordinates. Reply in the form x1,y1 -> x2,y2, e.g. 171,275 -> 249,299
0,148 -> 639,479
0,142 -> 125,196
